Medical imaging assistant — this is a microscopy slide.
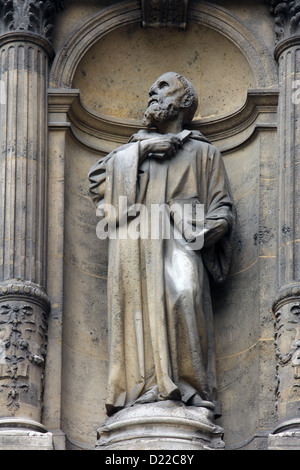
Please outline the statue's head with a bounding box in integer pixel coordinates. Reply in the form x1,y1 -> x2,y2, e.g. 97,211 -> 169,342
142,72 -> 198,129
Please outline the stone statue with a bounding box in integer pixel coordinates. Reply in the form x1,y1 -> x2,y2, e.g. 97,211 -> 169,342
88,72 -> 236,419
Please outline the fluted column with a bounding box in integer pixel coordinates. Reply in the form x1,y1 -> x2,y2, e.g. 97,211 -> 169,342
0,39 -> 50,285
0,0 -> 61,449
267,0 -> 300,448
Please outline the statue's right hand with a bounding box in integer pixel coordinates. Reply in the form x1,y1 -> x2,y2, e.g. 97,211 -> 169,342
140,135 -> 181,161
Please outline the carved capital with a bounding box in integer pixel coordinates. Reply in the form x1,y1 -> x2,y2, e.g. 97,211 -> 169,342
0,0 -> 63,43
141,0 -> 189,29
266,0 -> 300,42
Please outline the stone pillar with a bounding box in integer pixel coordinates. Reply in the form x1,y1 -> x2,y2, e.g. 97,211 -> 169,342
0,0 -> 60,450
266,0 -> 300,449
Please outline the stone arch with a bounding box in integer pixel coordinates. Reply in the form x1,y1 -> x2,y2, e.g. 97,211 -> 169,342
50,1 -> 277,90
189,2 -> 277,88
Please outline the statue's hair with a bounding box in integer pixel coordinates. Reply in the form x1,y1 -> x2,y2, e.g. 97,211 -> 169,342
174,73 -> 198,124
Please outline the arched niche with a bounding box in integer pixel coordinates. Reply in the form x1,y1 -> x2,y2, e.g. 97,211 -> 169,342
47,1 -> 279,449
72,22 -> 256,121
49,1 -> 278,151
50,1 -> 277,91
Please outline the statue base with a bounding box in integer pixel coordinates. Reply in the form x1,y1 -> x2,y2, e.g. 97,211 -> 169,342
268,418 -> 300,450
0,418 -> 54,450
268,431 -> 300,450
96,400 -> 224,450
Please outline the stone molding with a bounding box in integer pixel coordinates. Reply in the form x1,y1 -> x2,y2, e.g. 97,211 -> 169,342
50,1 -> 276,90
268,428 -> 300,449
49,1 -> 278,153
0,30 -> 54,57
141,0 -> 189,29
274,33 -> 300,58
50,1 -> 142,89
0,418 -> 54,449
0,0 -> 62,43
273,283 -> 300,312
0,282 -> 51,310
273,417 -> 300,433
188,2 -> 277,88
53,87 -> 278,155
0,417 -> 48,432
96,401 -> 225,450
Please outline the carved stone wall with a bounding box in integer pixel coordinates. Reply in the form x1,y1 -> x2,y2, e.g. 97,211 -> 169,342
1,0 -> 300,451
0,284 -> 50,420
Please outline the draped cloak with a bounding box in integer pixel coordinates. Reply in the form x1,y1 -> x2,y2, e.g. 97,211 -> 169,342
88,130 -> 235,417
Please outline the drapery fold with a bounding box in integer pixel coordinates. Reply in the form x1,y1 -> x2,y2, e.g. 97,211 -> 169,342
89,130 -> 235,416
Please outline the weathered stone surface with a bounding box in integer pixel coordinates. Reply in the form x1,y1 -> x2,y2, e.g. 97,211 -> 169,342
266,0 -> 300,42
141,0 -> 189,29
0,430 -> 54,450
96,401 -> 224,450
0,0 -> 63,42
2,0 -> 299,451
46,1 -> 280,450
0,418 -> 54,450
72,23 -> 256,122
268,431 -> 300,450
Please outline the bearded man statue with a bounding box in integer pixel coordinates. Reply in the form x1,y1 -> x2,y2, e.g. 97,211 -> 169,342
88,72 -> 236,419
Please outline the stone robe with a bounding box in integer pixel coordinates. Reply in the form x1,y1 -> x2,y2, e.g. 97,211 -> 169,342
88,130 -> 235,417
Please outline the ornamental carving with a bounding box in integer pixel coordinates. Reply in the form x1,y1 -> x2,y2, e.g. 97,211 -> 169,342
0,0 -> 63,41
141,0 -> 189,29
266,0 -> 300,41
0,298 -> 48,415
274,301 -> 300,411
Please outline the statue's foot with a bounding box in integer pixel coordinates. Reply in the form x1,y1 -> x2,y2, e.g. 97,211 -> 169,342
185,393 -> 215,411
135,389 -> 158,404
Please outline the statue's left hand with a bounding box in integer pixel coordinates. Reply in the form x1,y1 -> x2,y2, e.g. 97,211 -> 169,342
203,219 -> 228,247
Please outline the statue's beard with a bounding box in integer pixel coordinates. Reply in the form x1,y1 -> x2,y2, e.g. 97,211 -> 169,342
142,101 -> 179,129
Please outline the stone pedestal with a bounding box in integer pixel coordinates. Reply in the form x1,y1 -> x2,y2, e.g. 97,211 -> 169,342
0,418 -> 53,450
96,401 -> 224,451
268,418 -> 300,450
